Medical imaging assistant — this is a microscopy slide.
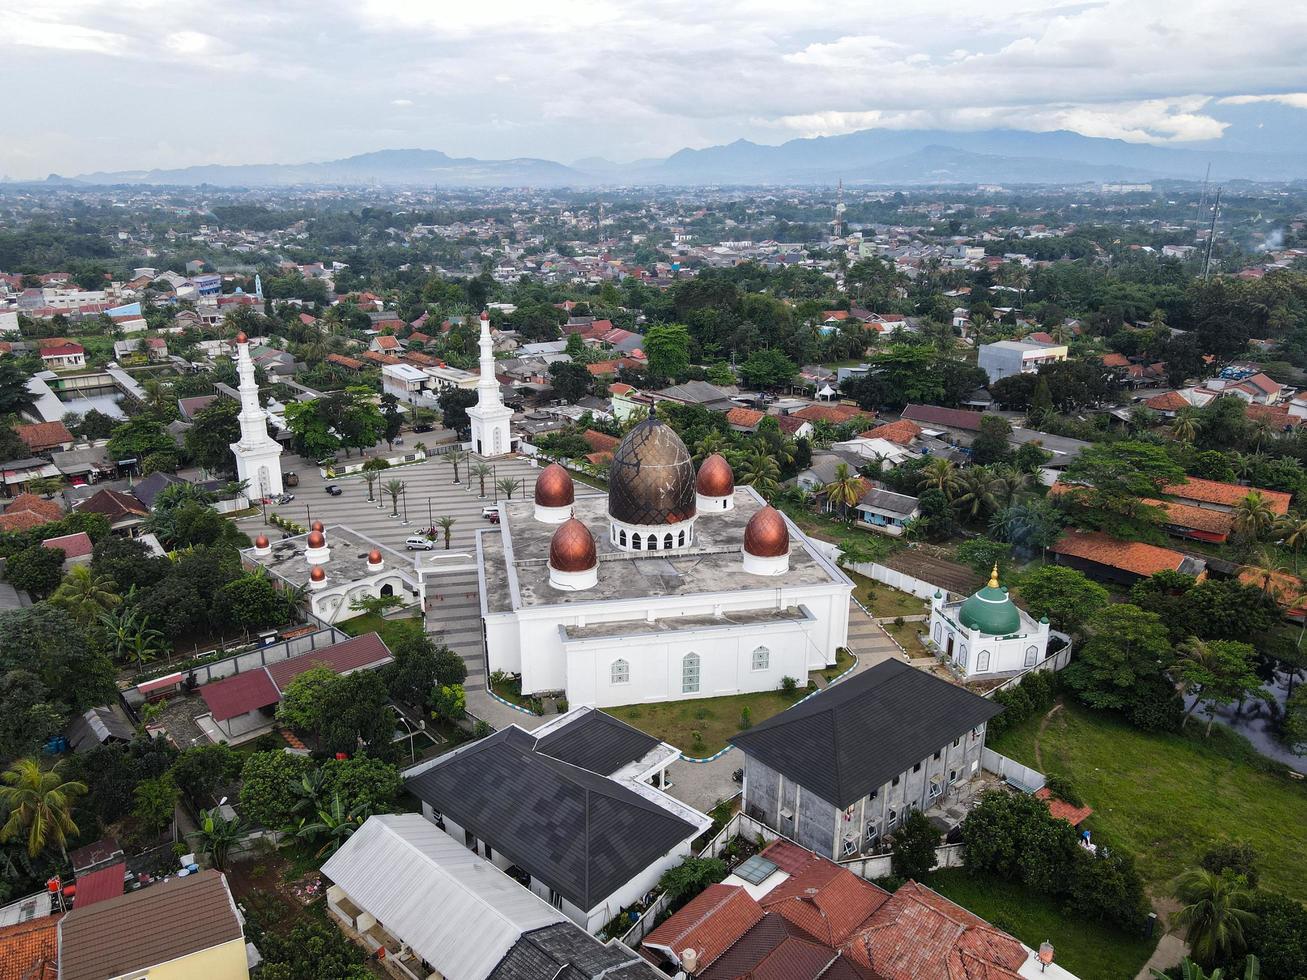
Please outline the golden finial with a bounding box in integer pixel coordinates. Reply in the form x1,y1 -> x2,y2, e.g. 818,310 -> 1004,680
989,563 -> 1000,588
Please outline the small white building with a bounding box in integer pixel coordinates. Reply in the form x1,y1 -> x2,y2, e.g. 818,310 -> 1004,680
926,567 -> 1051,679
977,340 -> 1067,384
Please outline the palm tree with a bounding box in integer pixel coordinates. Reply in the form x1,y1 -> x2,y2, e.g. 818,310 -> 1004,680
1233,452 -> 1269,481
1277,513 -> 1307,572
128,616 -> 167,670
100,605 -> 140,663
954,468 -> 999,520
444,448 -> 468,483
1171,410 -> 1201,444
383,479 -> 407,517
1175,868 -> 1257,966
920,458 -> 961,499
1233,492 -> 1277,540
470,462 -> 493,498
693,431 -> 729,464
496,477 -> 522,500
991,466 -> 1032,508
1172,637 -> 1217,728
295,793 -> 371,859
50,566 -> 120,625
1151,955 -> 1261,980
190,807 -> 244,871
736,451 -> 781,500
823,463 -> 864,519
363,469 -> 380,502
437,516 -> 457,549
1240,549 -> 1285,597
27,476 -> 65,499
0,757 -> 86,858
1248,419 -> 1275,451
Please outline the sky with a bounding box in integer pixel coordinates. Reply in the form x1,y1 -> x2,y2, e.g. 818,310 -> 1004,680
2,0 -> 1306,178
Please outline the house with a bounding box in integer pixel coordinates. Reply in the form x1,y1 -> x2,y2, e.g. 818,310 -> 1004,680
1238,568 -> 1307,621
726,406 -> 765,433
734,660 -> 1003,860
0,459 -> 62,498
928,567 -> 1054,678
177,394 -> 218,422
1050,529 -> 1207,587
382,362 -> 435,406
795,450 -> 868,492
581,428 -> 620,465
847,486 -> 920,537
198,632 -> 394,742
326,353 -> 366,373
790,403 -> 874,427
43,532 -> 94,567
405,708 -> 710,934
74,489 -> 148,536
899,405 -> 984,445
655,380 -> 737,413
57,870 -> 249,980
858,419 -> 922,447
15,421 -> 74,454
0,492 -> 63,529
370,333 -> 403,354
65,705 -> 135,752
1148,498 -> 1233,544
71,862 -> 127,909
977,340 -> 1067,383
830,437 -> 920,468
39,342 -> 86,369
1162,476 -> 1292,516
0,915 -> 60,980
321,814 -> 661,980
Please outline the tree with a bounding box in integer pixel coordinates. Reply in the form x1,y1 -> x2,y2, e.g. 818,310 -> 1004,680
91,536 -> 165,593
1175,868 -> 1257,966
284,398 -> 340,461
548,360 -> 593,403
191,806 -> 244,871
1283,685 -> 1307,753
0,605 -> 116,720
1232,492 -> 1277,541
955,538 -> 1014,578
739,348 -> 798,389
296,792 -> 370,859
106,416 -> 175,461
1061,442 -> 1186,538
1172,639 -> 1266,736
185,399 -> 242,474
383,479 -> 406,516
1276,513 -> 1307,572
444,448 -> 468,483
470,462 -> 492,498
0,361 -> 38,415
919,458 -> 961,499
644,323 -> 691,381
215,574 -> 286,634
953,468 -> 999,520
439,388 -> 478,433
1016,565 -> 1109,634
970,415 -> 1012,466
384,629 -> 465,708
132,773 -> 179,837
496,477 -> 522,500
437,515 -> 457,549
1029,375 -> 1054,422
432,683 -> 466,722
276,666 -> 338,743
238,751 -> 314,828
0,757 -> 86,858
319,755 -> 402,813
736,451 -> 781,500
319,671 -> 395,758
3,545 -> 66,599
1063,603 -> 1175,720
49,565 -> 121,625
658,856 -> 728,911
171,744 -> 242,803
1243,892 -> 1307,979
379,393 -> 404,449
891,810 -> 940,880
823,463 -> 863,517
361,458 -> 389,502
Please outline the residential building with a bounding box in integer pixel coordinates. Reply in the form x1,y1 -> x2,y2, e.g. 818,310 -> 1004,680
405,708 -> 710,934
382,362 -> 437,407
14,421 -> 74,454
39,343 -> 86,370
1161,476 -> 1292,516
74,489 -> 147,536
928,566 -> 1054,678
844,485 -> 921,537
734,660 -> 1002,860
0,915 -> 60,980
977,340 -> 1068,383
322,813 -> 662,980
57,870 -> 249,980
899,404 -> 984,445
0,492 -> 63,528
1050,529 -> 1207,587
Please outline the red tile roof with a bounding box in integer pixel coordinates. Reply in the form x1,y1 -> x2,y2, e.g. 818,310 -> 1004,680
73,862 -> 126,909
199,668 -> 281,722
41,343 -> 85,357
0,493 -> 65,531
1238,568 -> 1307,617
1163,477 -> 1292,515
374,335 -> 400,349
15,421 -> 73,451
900,405 -> 983,431
327,353 -> 365,371
0,915 -> 60,980
642,884 -> 763,970
43,532 -> 94,559
1144,391 -> 1191,412
583,430 -> 620,453
1050,529 -> 1190,578
761,856 -> 890,946
609,382 -> 635,395
1145,498 -> 1233,539
792,404 -> 873,425
727,407 -> 765,429
1035,788 -> 1093,827
859,420 -> 921,446
1100,353 -> 1131,369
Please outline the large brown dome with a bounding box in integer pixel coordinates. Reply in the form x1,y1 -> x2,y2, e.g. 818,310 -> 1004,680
744,506 -> 789,558
696,453 -> 734,497
549,518 -> 597,573
534,463 -> 575,508
608,415 -> 696,526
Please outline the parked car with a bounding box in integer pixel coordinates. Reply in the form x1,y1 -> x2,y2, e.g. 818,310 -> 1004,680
283,471 -> 299,487
324,485 -> 342,496
405,535 -> 435,551
413,423 -> 433,433
482,506 -> 500,523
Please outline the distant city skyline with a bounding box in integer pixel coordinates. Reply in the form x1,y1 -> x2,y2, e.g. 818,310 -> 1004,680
2,0 -> 1305,179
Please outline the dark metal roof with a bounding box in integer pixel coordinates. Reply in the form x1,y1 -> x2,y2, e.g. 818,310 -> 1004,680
488,923 -> 661,980
732,660 -> 1004,808
406,727 -> 698,912
535,708 -> 659,776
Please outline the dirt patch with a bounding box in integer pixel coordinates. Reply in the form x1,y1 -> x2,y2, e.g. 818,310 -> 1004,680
226,851 -> 325,935
1033,701 -> 1065,772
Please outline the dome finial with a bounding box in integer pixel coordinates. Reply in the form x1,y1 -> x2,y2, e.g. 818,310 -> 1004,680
989,563 -> 1000,588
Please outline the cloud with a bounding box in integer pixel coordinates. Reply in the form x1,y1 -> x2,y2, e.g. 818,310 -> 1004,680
391,98 -> 414,107
1220,93 -> 1307,109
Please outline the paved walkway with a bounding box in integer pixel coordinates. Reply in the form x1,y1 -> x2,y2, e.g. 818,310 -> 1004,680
1136,933 -> 1187,979
846,600 -> 906,671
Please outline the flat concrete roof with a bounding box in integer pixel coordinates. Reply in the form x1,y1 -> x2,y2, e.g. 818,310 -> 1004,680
483,487 -> 850,612
243,525 -> 416,590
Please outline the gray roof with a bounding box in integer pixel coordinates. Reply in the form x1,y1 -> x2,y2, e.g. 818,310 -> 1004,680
406,726 -> 699,912
534,707 -> 659,777
656,380 -> 735,408
732,660 -> 1004,808
1006,427 -> 1090,464
856,487 -> 920,517
131,471 -> 184,509
66,706 -> 134,751
321,814 -> 565,980
800,451 -> 867,485
489,923 -> 661,980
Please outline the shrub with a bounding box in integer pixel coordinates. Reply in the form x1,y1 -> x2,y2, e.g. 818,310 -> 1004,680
780,676 -> 799,697
891,810 -> 941,881
740,706 -> 753,730
658,856 -> 728,911
1043,773 -> 1083,808
1201,841 -> 1259,889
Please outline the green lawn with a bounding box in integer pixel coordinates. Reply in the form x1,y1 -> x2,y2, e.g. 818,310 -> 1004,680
991,701 -> 1307,900
336,612 -> 422,651
925,870 -> 1157,980
849,571 -> 927,619
883,619 -> 931,656
608,687 -> 808,756
817,647 -> 856,682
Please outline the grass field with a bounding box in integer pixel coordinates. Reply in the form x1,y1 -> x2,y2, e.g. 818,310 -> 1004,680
925,870 -> 1157,980
336,611 -> 422,651
990,701 -> 1307,900
882,619 -> 931,656
608,686 -> 808,755
817,647 -> 856,682
849,571 -> 927,619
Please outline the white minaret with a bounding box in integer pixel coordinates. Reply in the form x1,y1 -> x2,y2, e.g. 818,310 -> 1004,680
467,311 -> 513,457
230,332 -> 284,499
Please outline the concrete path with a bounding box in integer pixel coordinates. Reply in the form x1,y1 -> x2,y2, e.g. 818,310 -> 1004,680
1135,933 -> 1187,979
846,600 -> 906,671
664,749 -> 743,813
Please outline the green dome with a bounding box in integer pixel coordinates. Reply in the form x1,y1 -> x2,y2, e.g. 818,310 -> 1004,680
958,565 -> 1021,636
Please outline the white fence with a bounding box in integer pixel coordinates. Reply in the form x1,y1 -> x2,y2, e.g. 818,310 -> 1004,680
837,843 -> 965,881
981,748 -> 1045,793
987,640 -> 1073,696
804,540 -> 942,600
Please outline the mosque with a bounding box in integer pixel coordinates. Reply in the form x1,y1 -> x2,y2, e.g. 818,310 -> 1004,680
926,566 -> 1053,680
477,412 -> 854,708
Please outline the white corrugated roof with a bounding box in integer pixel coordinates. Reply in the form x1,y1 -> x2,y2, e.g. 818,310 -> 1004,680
321,814 -> 564,980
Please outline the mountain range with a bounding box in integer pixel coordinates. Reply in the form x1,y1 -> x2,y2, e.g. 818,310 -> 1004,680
38,126 -> 1307,188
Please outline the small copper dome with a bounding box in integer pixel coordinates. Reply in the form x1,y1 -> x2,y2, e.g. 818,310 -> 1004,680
306,530 -> 325,548
311,520 -> 325,533
744,506 -> 789,558
235,331 -> 247,344
535,463 -> 575,508
549,518 -> 597,573
254,534 -> 269,548
368,548 -> 383,564
697,454 -> 734,497
480,310 -> 489,321
310,566 -> 326,582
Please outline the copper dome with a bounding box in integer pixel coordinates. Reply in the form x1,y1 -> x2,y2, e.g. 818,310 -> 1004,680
311,520 -> 325,533
535,463 -> 575,508
549,518 -> 597,573
254,534 -> 269,548
235,331 -> 247,344
744,506 -> 789,558
607,416 -> 696,526
306,530 -> 325,548
309,566 -> 326,582
696,454 -> 735,497
368,548 -> 383,564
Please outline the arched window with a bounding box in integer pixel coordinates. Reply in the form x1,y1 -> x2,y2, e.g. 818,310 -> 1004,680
933,623 -> 942,643
632,533 -> 641,550
648,533 -> 659,551
380,583 -> 394,597
611,659 -> 630,685
752,646 -> 770,671
682,652 -> 700,693
619,529 -> 627,547
959,644 -> 969,667
678,530 -> 686,547
664,533 -> 673,550
1025,645 -> 1039,668
976,649 -> 991,673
